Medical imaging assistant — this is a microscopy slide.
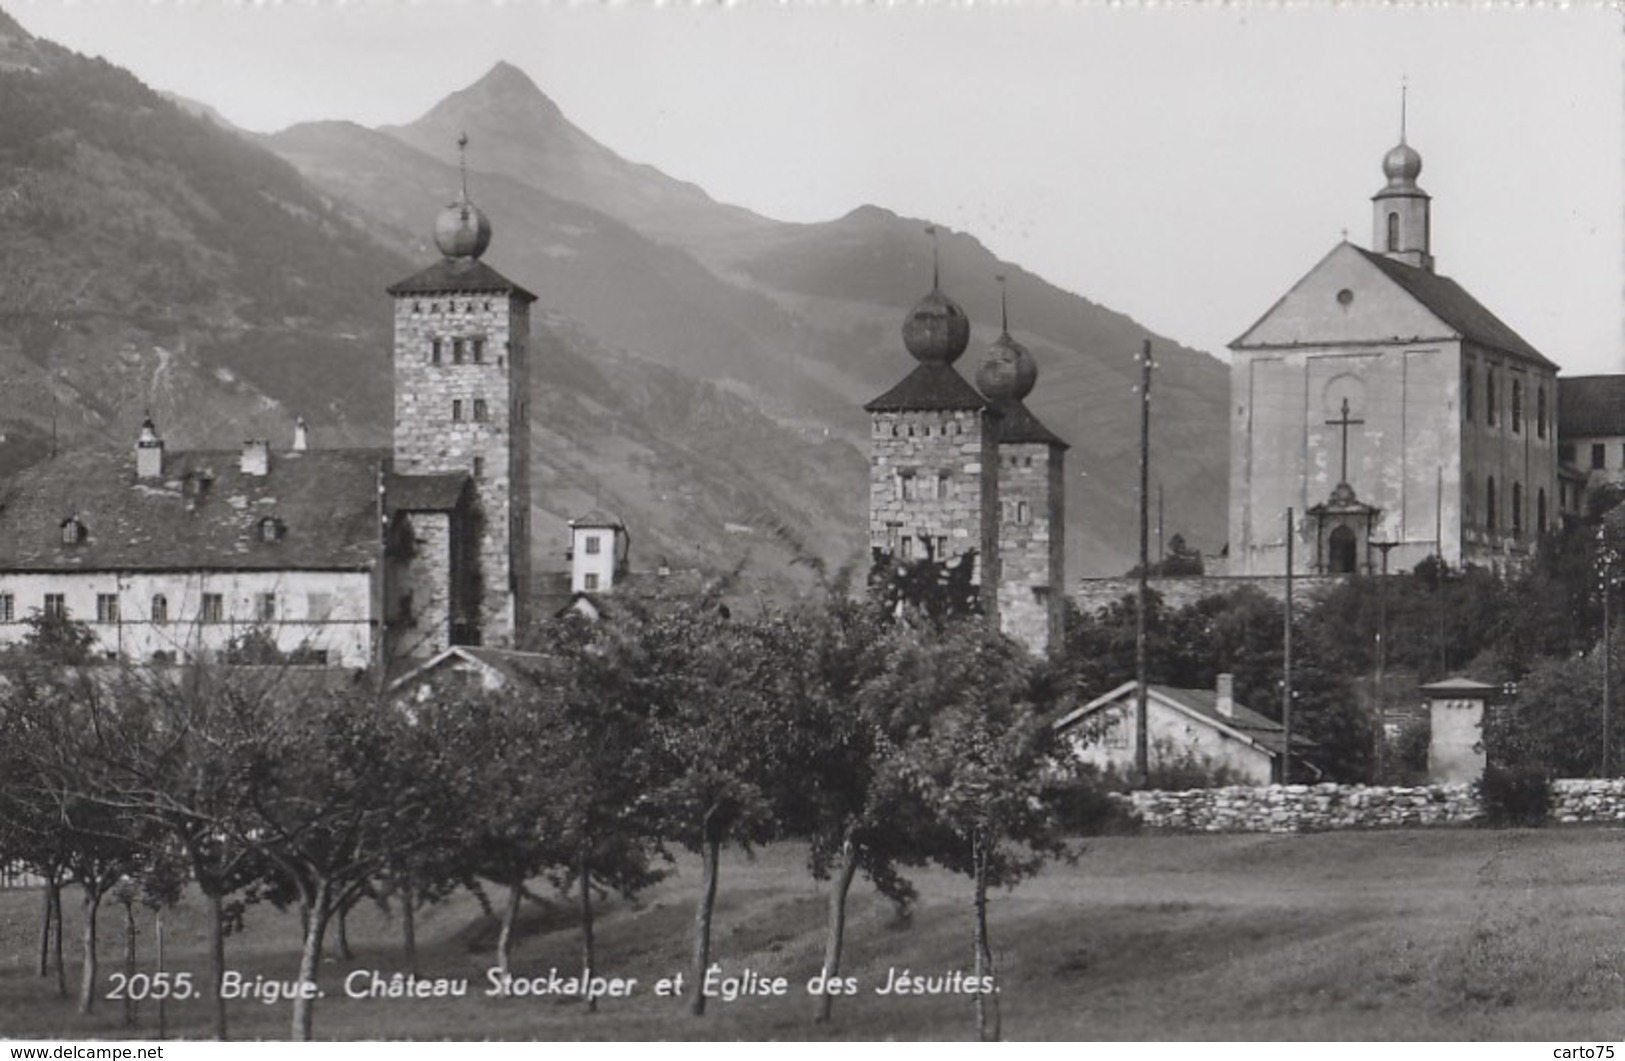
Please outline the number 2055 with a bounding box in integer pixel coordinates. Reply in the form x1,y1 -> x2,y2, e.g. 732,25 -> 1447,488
106,972 -> 196,1001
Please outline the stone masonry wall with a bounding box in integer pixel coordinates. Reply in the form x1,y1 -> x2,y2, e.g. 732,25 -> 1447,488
870,407 -> 994,594
392,291 -> 527,646
997,440 -> 1057,655
1119,779 -> 1625,832
1074,574 -> 1343,617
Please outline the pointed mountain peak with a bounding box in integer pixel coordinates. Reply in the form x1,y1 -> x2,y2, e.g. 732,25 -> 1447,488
471,60 -> 550,102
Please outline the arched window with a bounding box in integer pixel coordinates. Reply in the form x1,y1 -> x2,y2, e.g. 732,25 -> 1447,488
1386,212 -> 1400,251
60,517 -> 84,545
1464,472 -> 1476,525
1537,385 -> 1548,439
1486,371 -> 1497,426
151,594 -> 168,624
1511,379 -> 1522,433
1328,525 -> 1359,574
1463,366 -> 1474,421
1537,488 -> 1548,536
1512,482 -> 1523,537
1486,477 -> 1497,533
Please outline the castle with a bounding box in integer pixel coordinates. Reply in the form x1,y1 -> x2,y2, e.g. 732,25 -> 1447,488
865,261 -> 1069,655
0,148 -> 531,670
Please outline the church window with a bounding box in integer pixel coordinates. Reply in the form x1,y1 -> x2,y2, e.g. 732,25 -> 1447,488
1512,483 -> 1523,537
1511,380 -> 1522,433
1486,372 -> 1497,426
151,594 -> 168,624
1327,525 -> 1359,574
259,593 -> 277,622
1592,444 -> 1606,471
473,399 -> 490,421
200,594 -> 224,624
96,594 -> 119,624
1537,489 -> 1548,536
43,594 -> 65,620
1537,385 -> 1547,438
1485,477 -> 1497,532
452,400 -> 465,422
0,594 -> 13,622
431,338 -> 443,365
1463,366 -> 1474,421
1336,288 -> 1354,307
1463,473 -> 1475,525
1386,212 -> 1400,251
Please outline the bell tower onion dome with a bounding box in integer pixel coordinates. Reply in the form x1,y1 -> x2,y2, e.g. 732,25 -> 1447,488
976,275 -> 1037,401
900,224 -> 971,364
1371,84 -> 1433,272
434,131 -> 492,260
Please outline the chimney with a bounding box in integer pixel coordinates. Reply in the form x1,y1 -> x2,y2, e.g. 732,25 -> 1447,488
1216,673 -> 1235,718
241,440 -> 269,477
293,417 -> 308,452
135,417 -> 164,480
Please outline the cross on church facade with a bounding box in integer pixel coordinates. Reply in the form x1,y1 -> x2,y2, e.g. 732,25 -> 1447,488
1327,396 -> 1364,485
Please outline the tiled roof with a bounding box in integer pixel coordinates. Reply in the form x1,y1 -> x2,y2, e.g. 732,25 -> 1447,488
385,257 -> 537,303
1355,249 -> 1557,370
569,509 -> 624,528
864,363 -> 990,413
1055,680 -> 1312,757
386,471 -> 469,513
992,399 -> 1068,448
0,446 -> 388,572
1558,375 -> 1625,439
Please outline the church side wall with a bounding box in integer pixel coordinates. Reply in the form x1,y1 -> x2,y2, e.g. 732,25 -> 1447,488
1459,342 -> 1558,569
0,569 -> 373,666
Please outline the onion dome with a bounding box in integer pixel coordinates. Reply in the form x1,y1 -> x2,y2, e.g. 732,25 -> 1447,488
1381,141 -> 1422,186
434,199 -> 492,260
136,416 -> 160,446
977,330 -> 1037,402
901,286 -> 971,365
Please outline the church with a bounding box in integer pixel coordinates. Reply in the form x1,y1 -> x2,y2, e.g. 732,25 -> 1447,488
0,148 -> 532,670
1228,124 -> 1560,577
865,256 -> 1068,655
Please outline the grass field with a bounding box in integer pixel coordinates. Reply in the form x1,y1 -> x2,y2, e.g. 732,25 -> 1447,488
3,828 -> 1625,1041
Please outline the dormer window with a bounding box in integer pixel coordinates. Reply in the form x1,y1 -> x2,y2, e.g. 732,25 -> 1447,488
60,517 -> 85,545
257,516 -> 285,543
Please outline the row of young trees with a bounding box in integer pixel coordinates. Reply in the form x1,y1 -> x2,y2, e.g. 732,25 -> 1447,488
0,564 -> 1080,1042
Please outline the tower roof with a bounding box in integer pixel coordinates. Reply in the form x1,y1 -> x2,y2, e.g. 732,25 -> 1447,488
386,256 -> 537,302
864,363 -> 990,413
990,399 -> 1068,448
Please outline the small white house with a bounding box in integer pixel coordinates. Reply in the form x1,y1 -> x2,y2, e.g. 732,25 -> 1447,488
567,511 -> 629,595
1055,674 -> 1292,785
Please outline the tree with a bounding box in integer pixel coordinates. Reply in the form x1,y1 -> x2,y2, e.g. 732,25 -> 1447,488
1484,650 -> 1622,776
892,620 -> 1075,1041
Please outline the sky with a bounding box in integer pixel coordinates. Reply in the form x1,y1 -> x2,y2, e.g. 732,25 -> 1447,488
9,0 -> 1622,375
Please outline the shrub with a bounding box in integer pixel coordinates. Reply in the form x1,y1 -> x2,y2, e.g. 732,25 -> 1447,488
1475,765 -> 1551,827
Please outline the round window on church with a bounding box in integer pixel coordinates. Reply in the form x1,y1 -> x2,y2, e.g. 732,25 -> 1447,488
1336,289 -> 1354,306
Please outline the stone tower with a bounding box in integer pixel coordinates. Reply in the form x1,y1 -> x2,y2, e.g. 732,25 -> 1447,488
864,246 -> 999,618
385,141 -> 535,645
976,279 -> 1067,656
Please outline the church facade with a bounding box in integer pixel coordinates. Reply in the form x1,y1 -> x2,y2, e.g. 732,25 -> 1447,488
0,150 -> 533,670
1228,132 -> 1560,576
865,263 -> 1068,655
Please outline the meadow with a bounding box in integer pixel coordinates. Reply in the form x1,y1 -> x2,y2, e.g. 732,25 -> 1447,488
3,828 -> 1623,1041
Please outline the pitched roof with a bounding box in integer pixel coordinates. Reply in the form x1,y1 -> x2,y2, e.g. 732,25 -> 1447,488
992,399 -> 1068,448
386,471 -> 469,513
569,509 -> 624,528
1558,375 -> 1625,439
1354,248 -> 1557,369
864,363 -> 990,413
0,446 -> 388,572
1055,680 -> 1312,757
385,257 -> 537,303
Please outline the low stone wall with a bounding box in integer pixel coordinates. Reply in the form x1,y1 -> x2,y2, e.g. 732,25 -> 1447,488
1550,779 -> 1625,823
1121,782 -> 1483,832
1074,575 -> 1343,617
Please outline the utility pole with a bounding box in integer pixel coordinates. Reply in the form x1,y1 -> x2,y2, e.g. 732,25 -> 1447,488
1281,507 -> 1294,785
1372,540 -> 1400,783
1156,482 -> 1164,568
1135,339 -> 1153,784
